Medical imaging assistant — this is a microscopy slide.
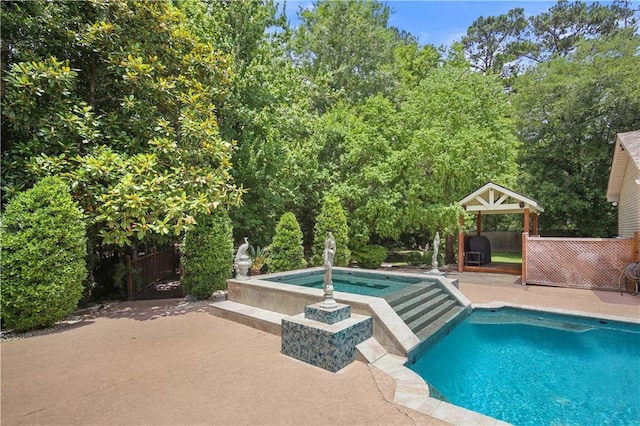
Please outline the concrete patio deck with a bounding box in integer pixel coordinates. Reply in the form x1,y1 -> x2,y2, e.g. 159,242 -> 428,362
2,271 -> 639,425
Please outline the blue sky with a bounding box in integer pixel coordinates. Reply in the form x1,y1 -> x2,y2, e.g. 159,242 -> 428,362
281,1 -> 570,47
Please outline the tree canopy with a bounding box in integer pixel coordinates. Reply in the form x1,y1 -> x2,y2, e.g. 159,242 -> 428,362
514,30 -> 640,236
2,0 -> 638,276
2,0 -> 242,249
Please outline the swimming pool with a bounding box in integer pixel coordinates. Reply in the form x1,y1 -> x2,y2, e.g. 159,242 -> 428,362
409,307 -> 640,425
263,269 -> 427,297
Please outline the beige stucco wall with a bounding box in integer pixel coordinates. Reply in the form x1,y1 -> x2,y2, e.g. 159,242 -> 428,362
618,156 -> 640,238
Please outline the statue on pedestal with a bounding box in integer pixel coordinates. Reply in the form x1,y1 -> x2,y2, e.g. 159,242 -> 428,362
431,231 -> 440,270
321,231 -> 337,308
234,237 -> 252,280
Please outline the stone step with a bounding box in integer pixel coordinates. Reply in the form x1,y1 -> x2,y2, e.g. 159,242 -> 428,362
406,299 -> 458,335
385,282 -> 438,307
356,337 -> 387,363
209,300 -> 287,335
393,287 -> 445,317
415,306 -> 468,342
401,293 -> 450,325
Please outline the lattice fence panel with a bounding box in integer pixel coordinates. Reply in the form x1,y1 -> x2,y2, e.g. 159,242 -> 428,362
525,237 -> 635,290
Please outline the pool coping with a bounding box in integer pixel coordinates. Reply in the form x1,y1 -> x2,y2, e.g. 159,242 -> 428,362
224,269 -> 640,425
377,301 -> 640,425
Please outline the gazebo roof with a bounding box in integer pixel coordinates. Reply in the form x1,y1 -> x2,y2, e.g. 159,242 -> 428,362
458,182 -> 544,215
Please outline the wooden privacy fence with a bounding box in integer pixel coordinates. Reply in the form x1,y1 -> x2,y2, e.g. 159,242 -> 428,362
524,234 -> 638,290
483,231 -> 522,253
125,247 -> 180,300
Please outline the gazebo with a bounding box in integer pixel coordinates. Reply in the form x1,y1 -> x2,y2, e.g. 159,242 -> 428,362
457,182 -> 544,274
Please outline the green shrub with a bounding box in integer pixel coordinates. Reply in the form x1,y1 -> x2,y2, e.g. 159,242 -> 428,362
268,212 -> 307,273
1,176 -> 87,331
181,209 -> 233,300
405,251 -> 426,266
353,245 -> 388,269
312,196 -> 350,266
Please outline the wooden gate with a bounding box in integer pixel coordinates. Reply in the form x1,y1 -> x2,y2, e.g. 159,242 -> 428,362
125,248 -> 180,300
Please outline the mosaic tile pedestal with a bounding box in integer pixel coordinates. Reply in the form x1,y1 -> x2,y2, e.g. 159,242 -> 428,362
281,302 -> 373,373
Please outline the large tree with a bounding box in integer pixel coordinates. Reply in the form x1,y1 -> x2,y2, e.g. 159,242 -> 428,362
514,30 -> 640,236
292,0 -> 398,111
178,0 -> 317,246
462,8 -> 529,74
1,0 -> 241,250
461,1 -> 638,76
305,64 -> 520,247
528,0 -> 637,60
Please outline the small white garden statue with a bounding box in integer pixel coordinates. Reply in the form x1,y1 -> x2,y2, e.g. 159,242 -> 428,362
234,237 -> 252,280
429,231 -> 440,273
321,231 -> 338,308
426,232 -> 443,275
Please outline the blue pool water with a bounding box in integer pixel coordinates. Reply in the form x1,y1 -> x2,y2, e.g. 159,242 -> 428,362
409,308 -> 640,425
263,269 -> 426,297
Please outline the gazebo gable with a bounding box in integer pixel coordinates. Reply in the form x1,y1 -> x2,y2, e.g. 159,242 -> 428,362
458,182 -> 544,215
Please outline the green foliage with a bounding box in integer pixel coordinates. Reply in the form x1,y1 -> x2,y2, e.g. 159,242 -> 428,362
5,0 -> 637,259
514,31 -> 640,236
2,0 -> 242,248
249,245 -> 270,272
462,8 -> 529,74
0,177 -> 87,331
181,209 -> 234,300
176,0 -> 315,245
312,196 -> 350,266
391,39 -> 441,94
293,0 -> 398,109
404,251 -> 426,267
528,1 -> 636,60
268,212 -> 307,273
352,245 -> 387,269
308,70 -> 517,245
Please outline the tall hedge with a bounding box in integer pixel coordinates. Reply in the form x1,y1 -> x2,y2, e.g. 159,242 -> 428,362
268,212 -> 307,273
312,196 -> 350,266
181,209 -> 233,299
1,176 -> 87,331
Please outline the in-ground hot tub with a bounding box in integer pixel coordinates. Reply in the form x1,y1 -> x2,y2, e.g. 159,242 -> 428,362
225,267 -> 470,356
263,268 -> 428,297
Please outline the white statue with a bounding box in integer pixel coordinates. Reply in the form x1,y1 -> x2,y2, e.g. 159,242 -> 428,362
234,237 -> 251,279
431,232 -> 440,268
321,231 -> 337,308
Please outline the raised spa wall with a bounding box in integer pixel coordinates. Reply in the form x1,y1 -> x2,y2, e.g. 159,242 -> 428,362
226,267 -> 470,356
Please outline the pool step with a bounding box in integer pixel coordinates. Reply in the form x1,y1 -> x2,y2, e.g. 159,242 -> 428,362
412,303 -> 464,338
384,282 -> 438,305
401,293 -> 451,325
386,282 -> 466,342
356,337 -> 387,363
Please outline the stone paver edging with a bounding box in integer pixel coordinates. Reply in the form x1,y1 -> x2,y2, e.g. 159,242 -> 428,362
371,354 -> 509,425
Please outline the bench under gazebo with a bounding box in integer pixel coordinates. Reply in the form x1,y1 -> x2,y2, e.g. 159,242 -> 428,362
457,182 -> 544,275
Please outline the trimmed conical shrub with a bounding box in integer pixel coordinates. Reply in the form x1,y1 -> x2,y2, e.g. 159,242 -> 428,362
181,209 -> 234,299
1,177 -> 87,331
312,196 -> 350,266
268,212 -> 307,273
